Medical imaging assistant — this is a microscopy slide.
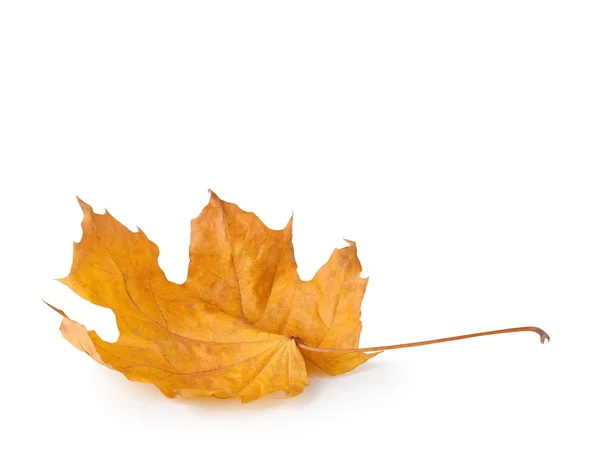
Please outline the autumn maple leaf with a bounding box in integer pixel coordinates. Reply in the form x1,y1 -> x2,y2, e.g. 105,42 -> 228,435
47,191 -> 549,402
49,191 -> 377,402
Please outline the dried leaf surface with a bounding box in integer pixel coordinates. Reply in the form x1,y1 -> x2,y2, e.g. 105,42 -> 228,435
54,192 -> 377,402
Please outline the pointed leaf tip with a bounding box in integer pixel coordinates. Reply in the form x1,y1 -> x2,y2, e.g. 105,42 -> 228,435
343,238 -> 357,248
75,195 -> 92,212
43,300 -> 68,318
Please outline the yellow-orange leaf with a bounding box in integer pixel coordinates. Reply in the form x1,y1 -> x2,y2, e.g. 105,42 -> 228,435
51,191 -> 377,402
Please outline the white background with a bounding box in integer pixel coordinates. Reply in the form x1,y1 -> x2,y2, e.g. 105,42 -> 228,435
1,1 -> 599,459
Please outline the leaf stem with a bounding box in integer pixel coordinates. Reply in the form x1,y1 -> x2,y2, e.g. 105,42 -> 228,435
295,326 -> 550,353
